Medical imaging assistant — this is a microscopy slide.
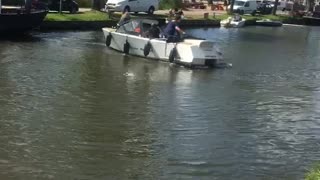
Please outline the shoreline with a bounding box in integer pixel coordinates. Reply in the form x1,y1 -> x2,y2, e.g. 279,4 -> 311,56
39,10 -> 311,31
40,19 -> 222,30
39,18 -> 306,31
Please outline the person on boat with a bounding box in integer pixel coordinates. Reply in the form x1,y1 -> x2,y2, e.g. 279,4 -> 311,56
134,26 -> 141,34
167,8 -> 176,22
169,9 -> 175,17
117,10 -> 131,26
174,8 -> 179,16
163,15 -> 186,42
176,8 -> 185,19
144,23 -> 161,39
233,13 -> 242,22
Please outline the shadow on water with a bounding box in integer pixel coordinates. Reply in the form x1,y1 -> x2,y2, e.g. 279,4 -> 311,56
0,33 -> 42,42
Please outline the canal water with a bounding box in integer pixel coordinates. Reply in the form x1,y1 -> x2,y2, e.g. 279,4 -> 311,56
0,26 -> 320,179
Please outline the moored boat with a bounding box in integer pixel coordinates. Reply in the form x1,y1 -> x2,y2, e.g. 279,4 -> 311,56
303,16 -> 320,26
0,0 -> 48,34
220,15 -> 246,28
256,19 -> 283,27
102,19 -> 228,68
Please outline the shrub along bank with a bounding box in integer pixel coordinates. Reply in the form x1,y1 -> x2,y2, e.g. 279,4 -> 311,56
305,163 -> 320,180
45,11 -> 109,21
159,0 -> 183,10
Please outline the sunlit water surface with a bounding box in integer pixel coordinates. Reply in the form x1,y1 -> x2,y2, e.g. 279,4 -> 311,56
0,26 -> 320,179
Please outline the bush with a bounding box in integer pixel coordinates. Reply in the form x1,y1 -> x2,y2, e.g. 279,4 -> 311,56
159,0 -> 182,10
306,163 -> 320,180
77,0 -> 94,8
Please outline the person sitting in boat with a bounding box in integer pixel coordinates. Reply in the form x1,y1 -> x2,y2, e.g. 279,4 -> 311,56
233,13 -> 242,22
144,23 -> 161,39
174,8 -> 179,16
176,8 -> 185,19
117,10 -> 131,27
134,26 -> 141,34
167,8 -> 176,22
163,15 -> 186,42
169,8 -> 175,17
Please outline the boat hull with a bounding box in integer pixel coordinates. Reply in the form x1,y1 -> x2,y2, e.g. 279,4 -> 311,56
303,16 -> 320,26
102,28 -> 225,68
255,21 -> 282,27
0,9 -> 48,34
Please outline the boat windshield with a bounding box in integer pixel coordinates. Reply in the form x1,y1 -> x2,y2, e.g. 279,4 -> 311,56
117,20 -> 140,34
234,1 -> 246,6
116,19 -> 160,37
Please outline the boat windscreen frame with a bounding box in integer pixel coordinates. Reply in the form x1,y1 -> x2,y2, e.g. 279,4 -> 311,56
116,19 -> 159,36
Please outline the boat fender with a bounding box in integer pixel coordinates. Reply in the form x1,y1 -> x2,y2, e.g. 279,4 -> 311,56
106,34 -> 112,47
123,40 -> 130,54
143,42 -> 152,57
169,47 -> 177,63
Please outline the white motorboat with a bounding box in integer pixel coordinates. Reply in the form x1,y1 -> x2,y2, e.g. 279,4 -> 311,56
220,16 -> 246,28
102,19 -> 228,68
256,19 -> 283,27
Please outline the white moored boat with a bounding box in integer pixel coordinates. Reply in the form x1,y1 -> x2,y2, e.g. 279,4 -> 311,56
220,16 -> 246,28
256,19 -> 282,27
102,19 -> 228,68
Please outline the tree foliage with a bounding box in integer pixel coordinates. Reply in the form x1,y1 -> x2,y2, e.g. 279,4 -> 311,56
306,163 -> 320,180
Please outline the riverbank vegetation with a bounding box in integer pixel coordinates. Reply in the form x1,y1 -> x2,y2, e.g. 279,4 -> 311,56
44,10 -> 304,25
179,13 -> 303,24
159,0 -> 183,10
45,11 -> 109,21
306,163 -> 320,180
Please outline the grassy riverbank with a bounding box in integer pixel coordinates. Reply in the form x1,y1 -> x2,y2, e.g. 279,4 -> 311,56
44,10 -> 304,27
306,164 -> 320,180
44,10 -> 300,22
45,11 -> 110,21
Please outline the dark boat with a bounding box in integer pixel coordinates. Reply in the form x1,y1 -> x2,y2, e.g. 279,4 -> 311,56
303,16 -> 320,26
0,0 -> 48,34
302,11 -> 320,26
